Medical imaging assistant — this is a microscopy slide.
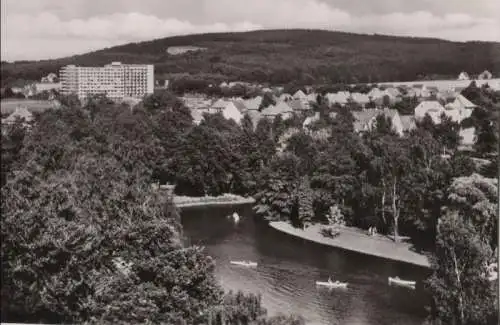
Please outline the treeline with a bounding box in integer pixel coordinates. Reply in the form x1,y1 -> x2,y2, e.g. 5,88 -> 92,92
2,29 -> 500,87
0,93 -> 304,324
1,84 -> 498,324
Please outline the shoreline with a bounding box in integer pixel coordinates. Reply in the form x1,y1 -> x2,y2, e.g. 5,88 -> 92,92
173,194 -> 256,208
269,221 -> 431,268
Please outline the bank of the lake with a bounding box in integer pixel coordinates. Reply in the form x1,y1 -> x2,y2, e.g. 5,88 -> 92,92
173,194 -> 256,208
269,221 -> 431,268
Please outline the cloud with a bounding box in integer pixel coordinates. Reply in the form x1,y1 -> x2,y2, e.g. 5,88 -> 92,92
1,0 -> 499,61
1,12 -> 261,61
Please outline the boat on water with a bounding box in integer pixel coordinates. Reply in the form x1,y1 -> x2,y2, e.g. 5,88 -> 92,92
316,279 -> 348,288
230,260 -> 257,267
388,276 -> 416,288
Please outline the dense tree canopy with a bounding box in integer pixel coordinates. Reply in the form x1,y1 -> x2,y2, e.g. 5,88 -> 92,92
2,87 -> 497,325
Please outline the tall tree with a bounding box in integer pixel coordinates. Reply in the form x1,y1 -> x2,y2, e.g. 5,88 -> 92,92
426,212 -> 497,325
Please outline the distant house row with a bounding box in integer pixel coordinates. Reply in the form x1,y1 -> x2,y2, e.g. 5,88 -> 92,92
458,70 -> 493,80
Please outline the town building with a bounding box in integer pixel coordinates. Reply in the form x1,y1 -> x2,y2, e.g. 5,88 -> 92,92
478,70 -> 493,80
352,108 -> 404,136
457,72 -> 470,80
59,62 -> 154,101
414,101 -> 446,124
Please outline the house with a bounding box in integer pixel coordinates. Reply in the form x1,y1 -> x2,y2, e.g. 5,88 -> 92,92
436,89 -> 457,103
459,127 -> 476,146
352,108 -> 404,136
222,101 -> 244,123
245,110 -> 262,129
400,115 -> 417,133
458,72 -> 470,80
232,100 -> 248,114
405,88 -> 418,98
326,92 -> 350,106
384,87 -> 401,98
368,88 -> 385,100
414,101 -> 446,124
1,106 -> 33,126
261,101 -> 293,120
478,70 -> 493,80
303,112 -> 320,129
208,99 -> 244,123
41,73 -> 58,83
288,99 -> 309,112
210,99 -> 228,113
350,93 -> 371,107
279,93 -> 293,102
444,94 -> 476,122
190,109 -> 204,125
293,90 -> 307,100
306,93 -> 317,103
277,127 -> 301,152
244,96 -> 262,111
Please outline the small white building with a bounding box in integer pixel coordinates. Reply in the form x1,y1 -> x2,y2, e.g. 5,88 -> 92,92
444,94 -> 476,122
293,90 -> 307,100
478,70 -> 493,80
414,101 -> 446,124
244,96 -> 263,111
261,101 -> 293,120
209,99 -> 244,124
457,72 -> 470,80
1,106 -> 33,126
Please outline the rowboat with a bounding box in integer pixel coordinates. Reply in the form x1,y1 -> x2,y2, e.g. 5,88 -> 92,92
315,280 -> 348,288
230,260 -> 257,267
388,277 -> 416,288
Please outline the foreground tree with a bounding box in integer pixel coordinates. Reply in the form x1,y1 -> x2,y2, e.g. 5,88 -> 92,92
426,212 -> 497,325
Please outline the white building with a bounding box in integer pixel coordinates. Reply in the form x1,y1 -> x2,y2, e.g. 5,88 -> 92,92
414,101 -> 446,124
60,62 -> 154,101
457,72 -> 470,80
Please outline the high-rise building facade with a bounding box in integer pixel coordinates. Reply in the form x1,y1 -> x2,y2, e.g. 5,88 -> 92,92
60,62 -> 154,101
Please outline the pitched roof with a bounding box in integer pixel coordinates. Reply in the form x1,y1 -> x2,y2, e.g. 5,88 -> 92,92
443,109 -> 461,122
368,88 -> 384,99
352,109 -> 399,132
232,100 -> 248,113
3,106 -> 33,124
352,110 -> 380,132
190,109 -> 204,124
289,99 -> 308,111
350,93 -> 371,104
326,92 -> 350,104
212,98 -> 227,108
261,101 -> 293,116
244,96 -> 262,111
303,112 -> 320,128
400,115 -> 416,131
293,90 -> 307,99
384,88 -> 401,97
455,94 -> 477,108
415,101 -> 445,113
245,110 -> 262,128
279,93 -> 293,101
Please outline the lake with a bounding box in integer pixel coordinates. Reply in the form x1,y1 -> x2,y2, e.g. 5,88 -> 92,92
181,204 -> 431,325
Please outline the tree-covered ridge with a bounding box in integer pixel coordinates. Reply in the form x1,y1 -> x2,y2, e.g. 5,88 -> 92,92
2,29 -> 500,87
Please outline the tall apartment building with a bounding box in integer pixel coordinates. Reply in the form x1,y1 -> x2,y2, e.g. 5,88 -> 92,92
60,62 -> 154,101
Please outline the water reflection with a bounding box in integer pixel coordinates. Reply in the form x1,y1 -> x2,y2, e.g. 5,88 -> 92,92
181,204 -> 431,325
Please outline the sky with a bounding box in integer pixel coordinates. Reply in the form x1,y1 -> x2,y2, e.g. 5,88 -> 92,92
2,0 -> 500,61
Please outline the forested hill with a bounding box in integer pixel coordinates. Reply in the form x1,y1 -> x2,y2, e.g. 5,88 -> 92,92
2,29 -> 500,86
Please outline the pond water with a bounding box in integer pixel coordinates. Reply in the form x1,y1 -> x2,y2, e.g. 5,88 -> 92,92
181,204 -> 431,325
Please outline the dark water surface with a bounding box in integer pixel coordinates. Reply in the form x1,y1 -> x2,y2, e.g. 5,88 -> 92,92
181,204 -> 431,325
